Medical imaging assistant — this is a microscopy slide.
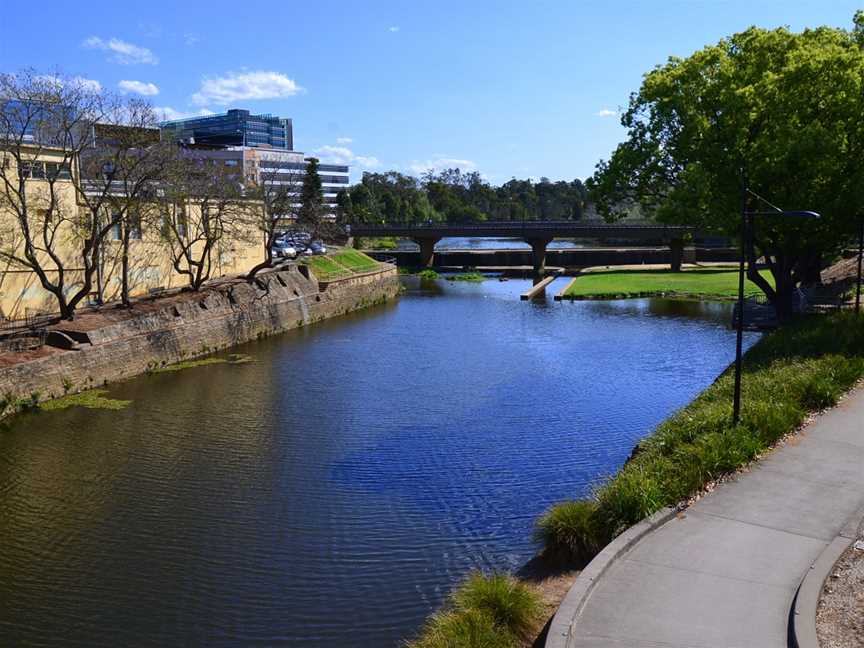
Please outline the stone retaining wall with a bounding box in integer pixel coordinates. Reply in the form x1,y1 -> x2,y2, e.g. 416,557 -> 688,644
0,264 -> 400,403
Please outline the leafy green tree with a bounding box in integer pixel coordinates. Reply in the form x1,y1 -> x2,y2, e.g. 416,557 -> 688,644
588,18 -> 864,319
297,157 -> 324,235
354,171 -> 440,224
338,166 -> 587,226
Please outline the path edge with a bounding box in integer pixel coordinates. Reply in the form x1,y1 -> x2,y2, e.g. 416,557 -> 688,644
790,502 -> 864,648
544,506 -> 677,648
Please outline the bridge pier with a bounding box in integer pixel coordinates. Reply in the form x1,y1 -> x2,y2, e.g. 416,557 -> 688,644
412,236 -> 441,267
525,237 -> 554,278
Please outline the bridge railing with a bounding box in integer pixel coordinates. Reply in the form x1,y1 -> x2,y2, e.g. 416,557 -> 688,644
349,220 -> 692,231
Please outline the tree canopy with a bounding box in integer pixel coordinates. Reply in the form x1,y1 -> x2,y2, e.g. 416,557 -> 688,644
336,168 -> 587,225
588,15 -> 864,314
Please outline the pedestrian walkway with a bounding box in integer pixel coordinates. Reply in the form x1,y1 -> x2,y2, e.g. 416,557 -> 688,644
559,387 -> 864,648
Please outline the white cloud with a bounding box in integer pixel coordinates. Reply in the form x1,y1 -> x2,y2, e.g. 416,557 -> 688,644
118,80 -> 159,96
191,70 -> 303,105
184,32 -> 200,46
389,26 -> 400,32
408,157 -> 477,175
36,74 -> 102,93
594,108 -> 617,117
315,145 -> 380,170
74,77 -> 102,92
336,136 -> 353,145
154,106 -> 215,121
82,36 -> 159,65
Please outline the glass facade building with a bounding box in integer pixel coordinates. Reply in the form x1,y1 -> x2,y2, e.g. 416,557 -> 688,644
159,108 -> 349,218
160,109 -> 293,150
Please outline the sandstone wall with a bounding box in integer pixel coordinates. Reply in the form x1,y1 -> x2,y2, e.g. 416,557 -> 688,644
0,265 -> 400,403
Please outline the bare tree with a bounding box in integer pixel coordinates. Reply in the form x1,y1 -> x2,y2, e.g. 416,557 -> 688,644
244,162 -> 303,280
83,101 -> 172,306
0,70 -> 167,320
159,152 -> 246,290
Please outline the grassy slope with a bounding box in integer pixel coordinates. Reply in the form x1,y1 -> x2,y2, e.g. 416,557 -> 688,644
303,249 -> 380,280
538,311 -> 864,559
564,267 -> 774,300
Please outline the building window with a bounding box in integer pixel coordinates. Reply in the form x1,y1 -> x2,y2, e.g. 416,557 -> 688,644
45,162 -> 72,181
129,212 -> 142,240
18,161 -> 34,178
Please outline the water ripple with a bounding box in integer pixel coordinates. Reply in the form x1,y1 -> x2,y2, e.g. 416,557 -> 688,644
0,280 -> 758,647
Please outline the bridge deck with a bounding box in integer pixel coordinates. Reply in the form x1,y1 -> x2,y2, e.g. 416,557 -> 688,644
350,221 -> 696,241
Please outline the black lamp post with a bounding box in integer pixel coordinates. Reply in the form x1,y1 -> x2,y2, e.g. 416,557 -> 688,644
855,217 -> 863,315
732,188 -> 820,424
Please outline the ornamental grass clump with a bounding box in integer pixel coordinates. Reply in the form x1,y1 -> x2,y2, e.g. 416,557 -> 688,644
408,573 -> 542,648
409,608 -> 515,648
535,500 -> 604,560
452,573 -> 543,641
537,313 -> 864,562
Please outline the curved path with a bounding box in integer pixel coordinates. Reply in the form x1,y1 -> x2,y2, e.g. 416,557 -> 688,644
550,387 -> 864,648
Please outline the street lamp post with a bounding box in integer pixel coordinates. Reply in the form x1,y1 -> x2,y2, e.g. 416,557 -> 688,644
732,188 -> 820,425
856,217 -> 863,315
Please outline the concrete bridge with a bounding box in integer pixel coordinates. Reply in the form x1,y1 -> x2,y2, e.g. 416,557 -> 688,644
348,221 -> 699,276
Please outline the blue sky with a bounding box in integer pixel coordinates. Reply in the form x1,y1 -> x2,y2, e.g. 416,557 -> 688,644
2,1 -> 859,183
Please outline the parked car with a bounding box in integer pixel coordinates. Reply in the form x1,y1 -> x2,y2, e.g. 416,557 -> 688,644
272,241 -> 297,259
310,241 -> 327,255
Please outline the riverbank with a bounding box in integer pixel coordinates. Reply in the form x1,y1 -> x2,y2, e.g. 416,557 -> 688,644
539,310 -> 864,559
561,265 -> 773,300
548,375 -> 864,648
0,258 -> 399,416
410,309 -> 864,648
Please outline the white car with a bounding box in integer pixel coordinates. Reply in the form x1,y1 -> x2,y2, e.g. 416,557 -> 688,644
272,241 -> 297,259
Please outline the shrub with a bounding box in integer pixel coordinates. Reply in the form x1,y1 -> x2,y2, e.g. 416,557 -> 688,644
418,269 -> 440,281
447,272 -> 485,283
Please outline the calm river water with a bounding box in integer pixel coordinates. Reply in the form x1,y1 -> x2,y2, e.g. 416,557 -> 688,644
0,277 -> 758,647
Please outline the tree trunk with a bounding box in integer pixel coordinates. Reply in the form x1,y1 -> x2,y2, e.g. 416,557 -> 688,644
59,297 -> 74,321
121,223 -> 131,307
247,233 -> 275,281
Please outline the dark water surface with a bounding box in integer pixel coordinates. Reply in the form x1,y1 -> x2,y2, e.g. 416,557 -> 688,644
0,278 -> 758,647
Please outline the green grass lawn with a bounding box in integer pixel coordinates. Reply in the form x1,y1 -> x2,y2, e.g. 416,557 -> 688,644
563,267 -> 774,300
302,249 -> 380,280
332,249 -> 380,272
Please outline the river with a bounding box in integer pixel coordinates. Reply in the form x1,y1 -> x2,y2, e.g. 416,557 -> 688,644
0,277 -> 758,647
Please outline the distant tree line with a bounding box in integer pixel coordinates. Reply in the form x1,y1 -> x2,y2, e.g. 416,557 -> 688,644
336,169 -> 588,225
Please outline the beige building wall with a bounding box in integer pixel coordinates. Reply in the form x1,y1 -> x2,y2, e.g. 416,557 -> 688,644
0,148 -> 267,320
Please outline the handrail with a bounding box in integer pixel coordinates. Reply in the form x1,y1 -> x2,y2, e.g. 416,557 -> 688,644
349,220 -> 694,231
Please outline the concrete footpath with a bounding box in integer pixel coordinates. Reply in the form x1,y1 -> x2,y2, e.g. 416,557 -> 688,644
557,386 -> 864,648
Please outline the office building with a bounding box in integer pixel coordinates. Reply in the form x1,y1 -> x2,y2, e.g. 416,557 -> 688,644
160,109 -> 349,217
161,109 -> 293,150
